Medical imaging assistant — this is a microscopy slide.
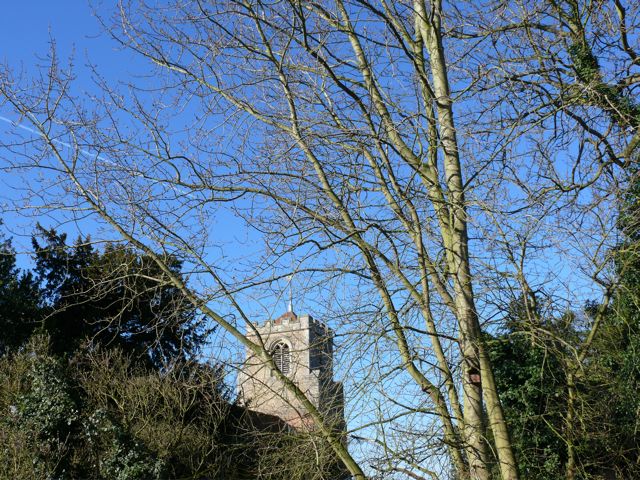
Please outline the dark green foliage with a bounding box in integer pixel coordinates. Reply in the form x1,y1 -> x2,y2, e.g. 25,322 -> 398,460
579,170 -> 640,476
491,171 -> 640,479
82,407 -> 167,480
31,225 -> 205,366
568,41 -> 640,130
0,224 -> 347,479
76,348 -> 234,479
491,292 -> 640,478
0,335 -> 339,479
618,169 -> 640,242
0,233 -> 40,353
487,302 -> 567,480
0,336 -> 193,479
568,42 -> 600,85
0,336 -> 78,479
18,353 -> 78,440
0,224 -> 205,365
577,307 -> 640,478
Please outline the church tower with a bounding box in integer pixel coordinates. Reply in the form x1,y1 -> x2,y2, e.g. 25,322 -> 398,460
238,311 -> 344,430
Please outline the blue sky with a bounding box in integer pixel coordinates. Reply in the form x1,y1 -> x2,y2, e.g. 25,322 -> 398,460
0,2 -> 311,321
0,2 -> 609,308
0,2 -> 300,385
1,2 -> 126,247
0,2 -> 117,73
0,5 -> 619,474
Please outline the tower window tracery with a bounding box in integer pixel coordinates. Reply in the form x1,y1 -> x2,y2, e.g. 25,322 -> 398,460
272,341 -> 291,375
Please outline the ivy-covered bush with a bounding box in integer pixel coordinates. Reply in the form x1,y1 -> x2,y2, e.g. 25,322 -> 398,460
0,334 -> 317,479
0,336 -> 77,478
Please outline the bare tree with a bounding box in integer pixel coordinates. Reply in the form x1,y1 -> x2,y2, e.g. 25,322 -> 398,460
1,1 -> 634,478
452,3 -> 640,477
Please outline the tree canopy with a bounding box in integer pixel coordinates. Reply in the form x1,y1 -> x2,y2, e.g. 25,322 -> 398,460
32,226 -> 205,366
0,231 -> 40,354
489,170 -> 640,479
1,225 -> 205,367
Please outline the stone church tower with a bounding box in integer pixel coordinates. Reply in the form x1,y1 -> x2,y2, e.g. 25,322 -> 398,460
238,311 -> 344,430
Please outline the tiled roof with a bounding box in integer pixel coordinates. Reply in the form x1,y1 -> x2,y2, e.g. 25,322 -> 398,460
273,311 -> 297,325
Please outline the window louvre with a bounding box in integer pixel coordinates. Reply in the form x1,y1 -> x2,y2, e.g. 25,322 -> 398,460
273,342 -> 290,375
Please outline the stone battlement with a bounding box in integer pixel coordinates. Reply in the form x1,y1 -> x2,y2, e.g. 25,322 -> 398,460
249,312 -> 332,337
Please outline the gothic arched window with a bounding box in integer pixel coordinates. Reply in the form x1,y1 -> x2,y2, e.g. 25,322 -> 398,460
272,341 -> 291,375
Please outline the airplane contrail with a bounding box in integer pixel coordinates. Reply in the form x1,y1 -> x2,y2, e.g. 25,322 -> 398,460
0,113 -> 192,196
1,113 -> 111,163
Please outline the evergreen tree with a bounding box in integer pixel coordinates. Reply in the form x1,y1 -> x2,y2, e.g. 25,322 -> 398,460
0,229 -> 40,353
581,170 -> 640,476
487,299 -> 567,480
32,226 -> 205,366
490,171 -> 640,479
